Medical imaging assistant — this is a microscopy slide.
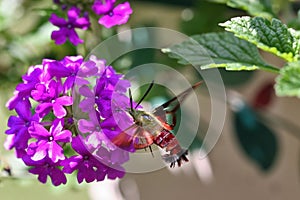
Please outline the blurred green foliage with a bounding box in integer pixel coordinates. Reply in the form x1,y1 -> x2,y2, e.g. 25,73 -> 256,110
234,103 -> 278,171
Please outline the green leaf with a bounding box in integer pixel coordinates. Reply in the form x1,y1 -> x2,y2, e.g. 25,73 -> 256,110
208,0 -> 275,19
220,16 -> 300,62
275,61 -> 300,97
162,32 -> 279,73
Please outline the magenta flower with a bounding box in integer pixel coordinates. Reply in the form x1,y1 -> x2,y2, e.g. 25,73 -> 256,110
61,136 -> 107,183
78,85 -> 98,113
50,6 -> 90,45
5,99 -> 39,152
28,119 -> 72,162
47,56 -> 98,92
92,0 -> 133,28
5,55 -> 135,186
34,80 -> 73,118
23,155 -> 67,186
77,58 -> 135,153
79,67 -> 122,118
78,111 -> 117,150
96,148 -> 127,180
6,67 -> 44,110
31,80 -> 57,102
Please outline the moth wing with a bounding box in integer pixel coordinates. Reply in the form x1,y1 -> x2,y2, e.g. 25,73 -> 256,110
111,124 -> 138,148
133,127 -> 154,149
152,81 -> 203,129
112,125 -> 154,150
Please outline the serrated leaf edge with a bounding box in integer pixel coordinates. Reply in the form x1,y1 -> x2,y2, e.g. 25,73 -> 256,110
220,16 -> 300,62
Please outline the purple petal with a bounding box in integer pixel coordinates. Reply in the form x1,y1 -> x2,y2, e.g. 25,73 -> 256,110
78,119 -> 96,133
115,79 -> 131,92
29,123 -> 50,138
74,77 -> 90,86
76,169 -> 85,183
77,61 -> 99,77
6,93 -> 20,110
49,13 -> 67,26
74,15 -> 90,29
98,2 -> 132,28
100,116 -> 117,129
14,128 -> 30,149
96,147 -> 110,162
50,119 -> 63,136
96,168 -> 106,181
99,15 -> 127,29
63,55 -> 83,65
16,82 -> 36,93
77,165 -> 96,183
67,6 -> 81,21
49,168 -> 67,186
31,141 -> 48,161
63,76 -> 75,91
61,156 -> 81,173
107,165 -> 125,179
6,116 -> 24,134
49,79 -> 61,96
79,98 -> 95,112
37,171 -> 47,183
51,29 -> 68,45
22,153 -> 40,166
48,142 -> 65,162
29,167 -> 48,183
71,136 -> 90,155
92,0 -> 116,15
31,84 -> 46,101
48,61 -> 71,78
54,130 -> 72,142
68,28 -> 83,45
22,66 -> 41,81
27,142 -> 38,156
79,85 -> 94,97
35,102 -> 53,117
90,111 -> 100,125
15,148 -> 27,158
15,99 -> 31,121
113,2 -> 133,16
53,104 -> 67,118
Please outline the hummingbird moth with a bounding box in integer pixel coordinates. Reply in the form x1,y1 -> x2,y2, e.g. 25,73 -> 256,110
112,81 -> 203,167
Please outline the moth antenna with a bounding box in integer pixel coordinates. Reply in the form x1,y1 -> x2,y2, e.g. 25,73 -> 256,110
135,80 -> 154,109
129,89 -> 134,113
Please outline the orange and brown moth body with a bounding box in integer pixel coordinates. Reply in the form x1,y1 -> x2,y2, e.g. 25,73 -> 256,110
112,81 -> 202,167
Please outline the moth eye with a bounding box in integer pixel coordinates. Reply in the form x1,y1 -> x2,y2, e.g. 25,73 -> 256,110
142,114 -> 152,121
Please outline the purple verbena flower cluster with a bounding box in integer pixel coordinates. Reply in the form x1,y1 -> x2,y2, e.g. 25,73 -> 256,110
50,0 -> 133,45
50,7 -> 90,46
5,55 -> 133,186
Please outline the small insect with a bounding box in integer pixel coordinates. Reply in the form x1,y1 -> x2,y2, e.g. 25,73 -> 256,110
112,81 -> 203,167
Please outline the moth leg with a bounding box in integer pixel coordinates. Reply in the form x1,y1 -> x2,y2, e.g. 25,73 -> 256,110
149,145 -> 154,158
